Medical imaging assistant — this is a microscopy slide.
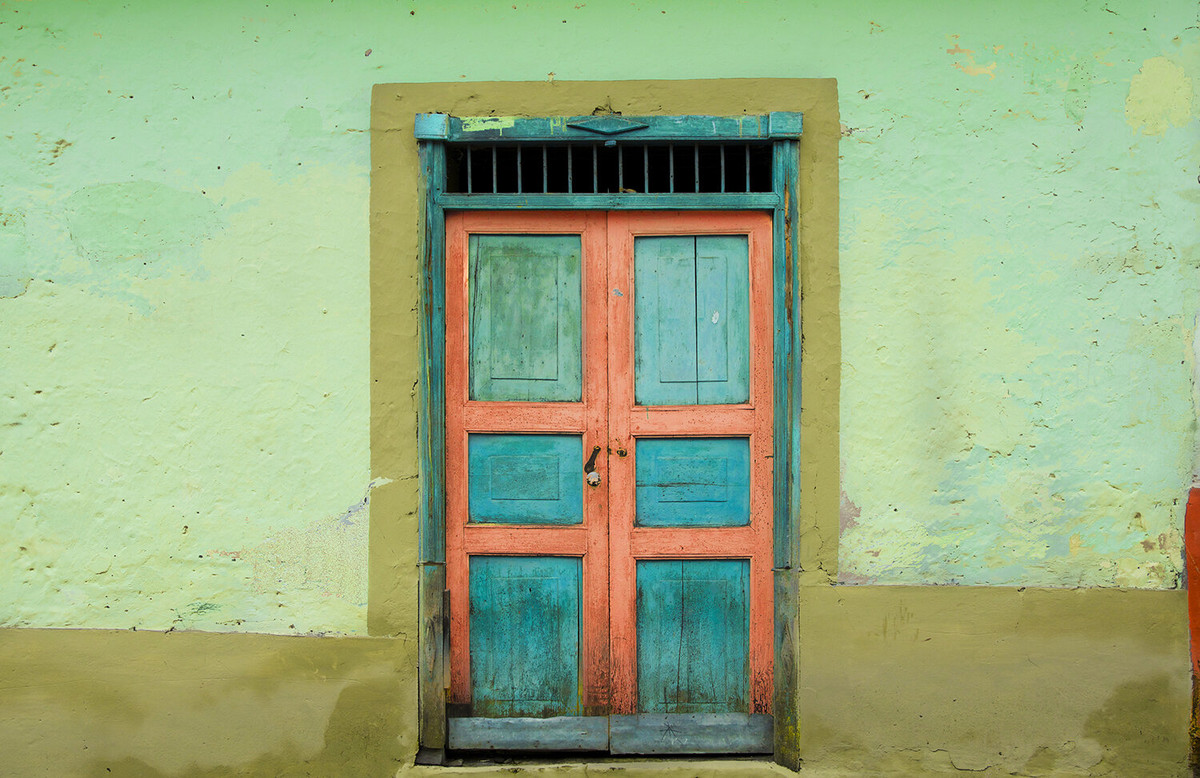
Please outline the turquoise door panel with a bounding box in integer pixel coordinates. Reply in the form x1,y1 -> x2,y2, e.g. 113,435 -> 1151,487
634,235 -> 749,406
469,235 -> 582,402
470,556 -> 582,717
695,237 -> 750,404
635,438 -> 750,526
469,434 -> 583,524
635,237 -> 698,397
636,560 -> 749,713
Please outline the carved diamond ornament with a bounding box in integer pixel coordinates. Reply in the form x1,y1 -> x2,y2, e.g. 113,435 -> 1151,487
566,116 -> 650,136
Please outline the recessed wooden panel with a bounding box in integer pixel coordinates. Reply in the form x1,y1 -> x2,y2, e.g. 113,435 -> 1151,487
634,235 -> 749,406
636,559 -> 749,714
468,434 -> 583,524
635,438 -> 750,527
470,556 -> 582,717
696,237 -> 750,404
470,234 -> 582,402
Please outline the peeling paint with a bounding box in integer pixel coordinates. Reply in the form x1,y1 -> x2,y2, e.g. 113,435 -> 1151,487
1125,56 -> 1194,135
459,116 -> 517,132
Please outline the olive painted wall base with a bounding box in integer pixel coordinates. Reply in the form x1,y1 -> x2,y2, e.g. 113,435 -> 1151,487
1,587 -> 1188,777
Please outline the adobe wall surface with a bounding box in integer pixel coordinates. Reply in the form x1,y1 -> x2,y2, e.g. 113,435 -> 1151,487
1,1 -> 1196,775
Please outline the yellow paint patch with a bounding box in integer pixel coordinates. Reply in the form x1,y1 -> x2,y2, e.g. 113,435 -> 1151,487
459,116 -> 518,132
954,56 -> 997,79
1125,56 -> 1193,136
946,40 -> 997,79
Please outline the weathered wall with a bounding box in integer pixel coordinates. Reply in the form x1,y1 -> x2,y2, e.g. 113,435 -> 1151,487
2,0 -> 1196,632
836,22 -> 1198,589
2,588 -> 1187,777
1,0 -> 1197,775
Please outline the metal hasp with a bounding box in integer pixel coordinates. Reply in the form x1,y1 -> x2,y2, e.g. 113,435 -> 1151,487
414,110 -> 803,767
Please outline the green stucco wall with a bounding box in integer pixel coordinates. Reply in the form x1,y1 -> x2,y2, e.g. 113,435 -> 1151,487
4,0 -> 1195,634
1,1 -> 1197,775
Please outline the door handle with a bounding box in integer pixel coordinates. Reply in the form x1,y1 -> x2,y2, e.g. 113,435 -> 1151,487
584,445 -> 602,486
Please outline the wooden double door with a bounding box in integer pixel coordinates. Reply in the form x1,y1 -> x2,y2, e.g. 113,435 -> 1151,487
445,210 -> 774,753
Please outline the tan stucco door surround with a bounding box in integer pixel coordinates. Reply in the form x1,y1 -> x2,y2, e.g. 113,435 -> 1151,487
370,78 -> 841,768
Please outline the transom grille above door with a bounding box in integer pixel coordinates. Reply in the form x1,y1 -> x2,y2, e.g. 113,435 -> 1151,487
447,142 -> 774,195
413,111 -> 802,210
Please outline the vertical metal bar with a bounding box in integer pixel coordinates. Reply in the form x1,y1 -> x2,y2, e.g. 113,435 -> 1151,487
542,146 -> 548,193
720,143 -> 727,193
466,148 -> 472,194
694,144 -> 700,193
516,146 -> 523,194
643,146 -> 649,193
567,145 -> 574,194
490,146 -> 497,194
745,145 -> 751,192
592,145 -> 598,193
669,143 -> 675,193
618,145 -> 624,192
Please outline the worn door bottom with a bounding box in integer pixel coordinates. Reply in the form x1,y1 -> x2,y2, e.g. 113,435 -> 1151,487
448,713 -> 773,754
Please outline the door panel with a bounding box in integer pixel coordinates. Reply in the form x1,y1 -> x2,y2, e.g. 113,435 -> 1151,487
469,234 -> 582,402
469,556 -> 582,717
635,437 -> 751,527
447,210 -> 772,754
634,237 -> 698,403
636,559 -> 750,713
468,434 -> 584,525
695,236 -> 751,404
634,235 -> 750,406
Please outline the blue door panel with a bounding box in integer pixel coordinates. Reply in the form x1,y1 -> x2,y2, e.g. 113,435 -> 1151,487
468,434 -> 584,524
635,438 -> 751,526
634,235 -> 749,406
469,234 -> 582,402
470,556 -> 582,717
636,560 -> 750,714
635,237 -> 698,404
696,236 -> 750,404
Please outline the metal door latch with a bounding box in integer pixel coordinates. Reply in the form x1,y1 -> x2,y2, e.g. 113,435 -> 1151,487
584,445 -> 602,486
